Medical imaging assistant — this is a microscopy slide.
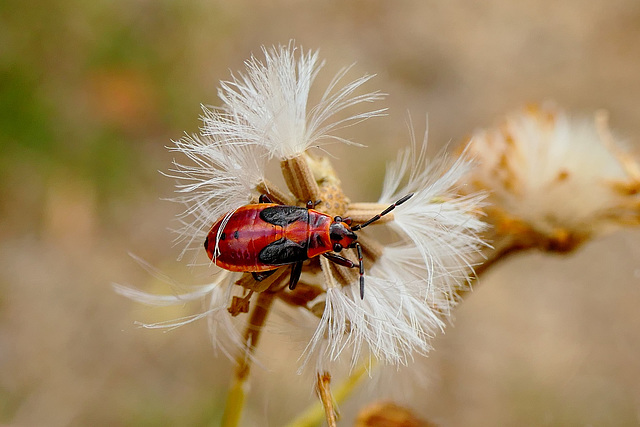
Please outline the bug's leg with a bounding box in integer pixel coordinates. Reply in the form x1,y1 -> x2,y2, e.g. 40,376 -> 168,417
323,252 -> 356,268
306,200 -> 322,209
289,261 -> 304,290
324,248 -> 366,299
252,270 -> 277,282
259,194 -> 273,204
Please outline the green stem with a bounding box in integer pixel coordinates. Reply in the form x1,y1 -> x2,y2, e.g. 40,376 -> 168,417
221,291 -> 276,427
220,378 -> 246,427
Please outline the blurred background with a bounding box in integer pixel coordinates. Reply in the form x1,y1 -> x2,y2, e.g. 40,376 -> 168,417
1,0 -> 639,425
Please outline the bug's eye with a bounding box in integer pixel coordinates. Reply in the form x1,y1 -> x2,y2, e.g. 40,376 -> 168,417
333,243 -> 343,252
334,216 -> 342,223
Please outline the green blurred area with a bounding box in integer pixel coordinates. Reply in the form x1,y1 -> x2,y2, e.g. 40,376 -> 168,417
0,0 -> 233,234
0,2 -> 233,424
1,0 -> 639,426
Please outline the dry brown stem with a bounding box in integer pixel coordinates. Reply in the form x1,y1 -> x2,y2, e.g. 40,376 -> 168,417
255,180 -> 295,205
317,372 -> 338,427
282,155 -> 321,204
235,291 -> 276,381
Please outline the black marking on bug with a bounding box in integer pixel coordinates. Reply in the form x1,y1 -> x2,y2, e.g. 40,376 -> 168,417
220,232 -> 226,240
258,237 -> 307,265
260,205 -> 309,227
329,222 -> 356,241
233,230 -> 239,239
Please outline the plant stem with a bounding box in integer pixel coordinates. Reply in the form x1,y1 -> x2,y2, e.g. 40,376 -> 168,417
220,379 -> 245,427
221,291 -> 276,427
317,372 -> 337,427
285,361 -> 370,427
281,155 -> 321,203
455,234 -> 534,300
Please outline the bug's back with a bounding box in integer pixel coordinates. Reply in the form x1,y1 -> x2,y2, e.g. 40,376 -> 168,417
206,204 -> 327,272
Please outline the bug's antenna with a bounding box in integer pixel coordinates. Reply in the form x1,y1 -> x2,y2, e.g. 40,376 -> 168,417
356,243 -> 364,299
351,193 -> 414,231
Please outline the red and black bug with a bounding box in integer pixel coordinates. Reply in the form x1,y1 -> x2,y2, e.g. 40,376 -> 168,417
204,193 -> 413,299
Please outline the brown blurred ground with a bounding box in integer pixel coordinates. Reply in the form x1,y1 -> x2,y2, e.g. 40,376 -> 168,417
1,0 -> 639,425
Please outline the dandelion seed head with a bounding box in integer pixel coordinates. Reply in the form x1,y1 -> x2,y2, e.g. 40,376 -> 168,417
203,43 -> 386,160
379,133 -> 488,298
119,44 -> 488,376
464,105 -> 640,249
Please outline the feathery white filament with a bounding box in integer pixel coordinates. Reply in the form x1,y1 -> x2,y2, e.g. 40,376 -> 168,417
121,46 -> 490,375
467,107 -> 632,235
305,258 -> 444,370
115,270 -> 247,359
379,133 -> 487,296
203,44 -> 386,159
168,130 -> 267,259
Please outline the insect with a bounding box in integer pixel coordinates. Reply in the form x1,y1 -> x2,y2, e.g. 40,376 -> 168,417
204,193 -> 413,299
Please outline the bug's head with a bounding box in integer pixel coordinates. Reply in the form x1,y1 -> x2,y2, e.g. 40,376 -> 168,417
329,216 -> 357,252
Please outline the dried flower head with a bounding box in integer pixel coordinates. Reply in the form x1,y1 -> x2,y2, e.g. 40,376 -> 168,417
355,401 -> 434,427
462,105 -> 640,252
116,45 -> 487,377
